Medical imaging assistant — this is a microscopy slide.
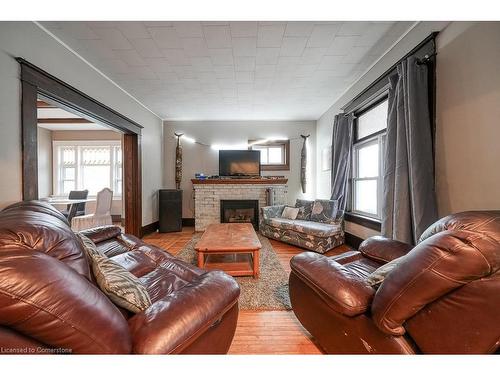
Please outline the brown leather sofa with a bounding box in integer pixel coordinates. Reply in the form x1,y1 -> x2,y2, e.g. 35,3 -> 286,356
289,211 -> 500,354
0,201 -> 240,354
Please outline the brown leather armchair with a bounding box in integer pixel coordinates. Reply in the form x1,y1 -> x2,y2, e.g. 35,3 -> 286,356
0,201 -> 240,354
289,211 -> 500,354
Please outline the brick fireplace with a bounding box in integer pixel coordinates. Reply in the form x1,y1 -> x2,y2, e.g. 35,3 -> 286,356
220,199 -> 259,230
191,178 -> 288,231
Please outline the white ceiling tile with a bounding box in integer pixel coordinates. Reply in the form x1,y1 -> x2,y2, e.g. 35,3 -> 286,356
294,64 -> 317,77
217,78 -> 236,89
232,37 -> 257,57
78,39 -> 118,59
257,25 -> 286,47
236,71 -> 255,83
307,24 -> 341,47
209,48 -> 234,66
355,23 -> 394,47
342,46 -> 371,64
234,56 -> 255,72
317,55 -> 345,70
203,26 -> 232,48
337,22 -> 371,36
144,58 -> 174,73
40,21 -> 405,120
148,27 -> 182,49
213,65 -> 235,79
255,65 -> 276,79
114,49 -> 147,67
174,22 -> 203,37
129,38 -> 163,58
280,37 -> 308,57
221,88 -> 238,98
284,22 -> 315,37
115,22 -> 151,39
326,36 -> 359,55
300,48 -> 327,64
92,28 -> 133,50
162,49 -> 190,65
143,21 -> 174,27
172,66 -> 197,78
230,22 -> 258,37
256,48 -> 280,65
190,57 -> 213,72
181,38 -> 209,57
60,22 -> 100,39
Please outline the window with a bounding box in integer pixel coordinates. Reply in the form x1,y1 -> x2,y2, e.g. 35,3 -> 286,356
351,99 -> 388,219
249,140 -> 290,171
53,141 -> 122,197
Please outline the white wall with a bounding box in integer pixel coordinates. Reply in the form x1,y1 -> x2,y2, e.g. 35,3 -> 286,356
163,121 -> 316,218
435,22 -> 500,216
0,22 -> 163,225
37,127 -> 53,198
315,21 -> 449,239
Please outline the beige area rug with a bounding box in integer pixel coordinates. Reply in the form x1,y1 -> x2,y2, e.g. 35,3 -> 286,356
177,233 -> 291,310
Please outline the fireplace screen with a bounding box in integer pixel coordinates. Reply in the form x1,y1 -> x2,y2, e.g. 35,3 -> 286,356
220,200 -> 259,230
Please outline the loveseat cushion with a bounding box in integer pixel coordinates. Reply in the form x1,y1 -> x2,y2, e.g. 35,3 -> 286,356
292,220 -> 342,238
311,199 -> 339,224
295,199 -> 314,220
267,217 -> 296,231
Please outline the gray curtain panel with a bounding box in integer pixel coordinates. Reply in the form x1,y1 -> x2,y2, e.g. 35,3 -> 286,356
330,113 -> 354,211
382,56 -> 438,244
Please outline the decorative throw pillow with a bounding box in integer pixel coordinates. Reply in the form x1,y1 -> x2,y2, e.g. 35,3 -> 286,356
295,199 -> 314,220
77,233 -> 152,313
281,206 -> 300,220
366,255 -> 407,287
76,232 -> 101,257
91,255 -> 152,313
310,199 -> 339,224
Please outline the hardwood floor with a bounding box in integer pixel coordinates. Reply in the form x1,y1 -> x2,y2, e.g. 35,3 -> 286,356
143,227 -> 352,355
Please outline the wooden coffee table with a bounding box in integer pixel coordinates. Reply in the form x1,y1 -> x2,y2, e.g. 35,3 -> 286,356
195,223 -> 261,278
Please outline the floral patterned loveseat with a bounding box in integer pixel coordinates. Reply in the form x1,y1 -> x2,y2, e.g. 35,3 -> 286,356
259,199 -> 345,254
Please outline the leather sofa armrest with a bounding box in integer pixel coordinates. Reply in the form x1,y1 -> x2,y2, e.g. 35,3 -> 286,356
290,252 -> 375,317
128,271 -> 240,354
78,225 -> 122,244
359,236 -> 414,263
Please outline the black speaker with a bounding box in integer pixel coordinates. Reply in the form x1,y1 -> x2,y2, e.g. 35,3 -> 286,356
159,189 -> 182,233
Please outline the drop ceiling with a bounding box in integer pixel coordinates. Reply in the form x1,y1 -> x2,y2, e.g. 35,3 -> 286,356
40,21 -> 414,121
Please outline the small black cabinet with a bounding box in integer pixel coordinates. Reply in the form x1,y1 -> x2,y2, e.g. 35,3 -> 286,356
159,189 -> 182,233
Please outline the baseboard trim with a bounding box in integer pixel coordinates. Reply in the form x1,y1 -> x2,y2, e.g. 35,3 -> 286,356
182,218 -> 195,227
345,232 -> 364,250
141,221 -> 159,237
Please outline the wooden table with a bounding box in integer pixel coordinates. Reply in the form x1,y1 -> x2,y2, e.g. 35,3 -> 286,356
195,223 -> 262,278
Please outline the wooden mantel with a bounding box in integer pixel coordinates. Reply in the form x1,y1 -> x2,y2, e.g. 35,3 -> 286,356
191,178 -> 288,185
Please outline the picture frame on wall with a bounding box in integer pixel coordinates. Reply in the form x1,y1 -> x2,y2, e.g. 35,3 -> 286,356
321,146 -> 332,171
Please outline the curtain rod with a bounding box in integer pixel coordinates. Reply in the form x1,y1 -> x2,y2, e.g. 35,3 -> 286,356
341,32 -> 439,113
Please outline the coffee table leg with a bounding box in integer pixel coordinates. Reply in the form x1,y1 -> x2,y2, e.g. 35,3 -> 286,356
253,250 -> 260,279
197,251 -> 205,268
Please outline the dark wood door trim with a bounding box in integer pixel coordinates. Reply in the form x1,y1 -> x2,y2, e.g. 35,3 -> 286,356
123,134 -> 142,236
18,58 -> 143,237
21,80 -> 39,200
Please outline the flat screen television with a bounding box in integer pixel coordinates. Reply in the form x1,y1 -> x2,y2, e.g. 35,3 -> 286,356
219,150 -> 261,177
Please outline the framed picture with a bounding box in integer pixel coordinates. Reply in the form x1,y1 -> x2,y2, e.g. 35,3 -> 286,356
321,146 -> 332,171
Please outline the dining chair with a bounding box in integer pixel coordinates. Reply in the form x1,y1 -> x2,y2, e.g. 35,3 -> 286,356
71,188 -> 113,232
61,190 -> 89,219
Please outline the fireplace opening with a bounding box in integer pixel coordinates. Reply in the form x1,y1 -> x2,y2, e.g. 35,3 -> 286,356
220,200 -> 259,230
